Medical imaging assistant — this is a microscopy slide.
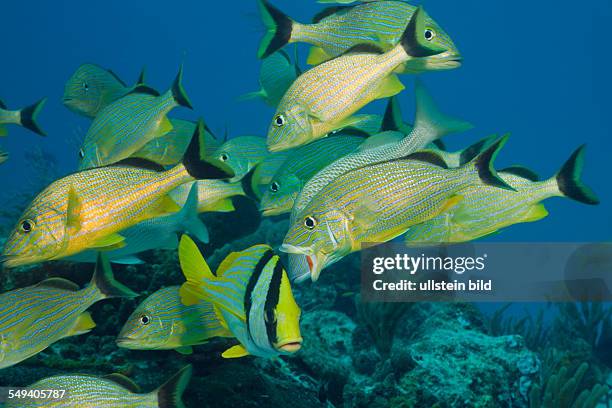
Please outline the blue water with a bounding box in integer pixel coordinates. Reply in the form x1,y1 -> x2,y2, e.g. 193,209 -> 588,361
1,0 -> 610,241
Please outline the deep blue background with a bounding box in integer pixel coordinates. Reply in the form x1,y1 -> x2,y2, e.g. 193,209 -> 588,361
0,0 -> 610,242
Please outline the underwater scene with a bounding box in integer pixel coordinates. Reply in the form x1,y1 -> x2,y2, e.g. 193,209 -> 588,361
0,0 -> 611,407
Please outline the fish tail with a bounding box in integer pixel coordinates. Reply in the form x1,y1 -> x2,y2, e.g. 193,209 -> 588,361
412,79 -> 472,146
465,134 -> 515,190
19,98 -> 47,136
182,119 -> 235,180
379,97 -> 404,133
178,235 -> 216,307
552,145 -> 599,204
171,65 -> 193,109
240,166 -> 260,201
458,134 -> 498,166
399,6 -> 447,59
257,0 -> 293,59
178,183 -> 210,243
237,89 -> 267,102
91,253 -> 138,299
156,365 -> 192,408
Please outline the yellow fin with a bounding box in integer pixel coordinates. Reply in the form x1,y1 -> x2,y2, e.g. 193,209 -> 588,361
221,344 -> 250,359
202,198 -> 235,213
175,346 -> 193,355
216,251 -> 241,277
307,46 -> 331,65
67,312 -> 96,336
153,115 -> 174,138
438,195 -> 463,216
178,235 -> 214,306
66,186 -> 82,231
521,203 -> 549,223
91,233 -> 126,250
153,195 -> 181,216
375,74 -> 405,99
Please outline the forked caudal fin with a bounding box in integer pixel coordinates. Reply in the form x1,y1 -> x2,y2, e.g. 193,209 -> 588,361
257,0 -> 293,59
176,183 -> 210,244
91,253 -> 138,299
19,98 -> 47,136
182,119 -> 235,180
554,145 -> 599,205
171,65 -> 193,109
157,365 -> 193,408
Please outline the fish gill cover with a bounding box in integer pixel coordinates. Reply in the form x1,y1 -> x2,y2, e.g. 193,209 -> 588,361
0,0 -> 611,407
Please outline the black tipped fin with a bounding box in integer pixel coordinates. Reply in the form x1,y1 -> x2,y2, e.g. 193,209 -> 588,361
380,96 -> 403,132
459,135 -> 497,166
106,69 -> 128,87
556,145 -> 599,205
404,150 -> 448,168
37,278 -> 80,291
103,374 -> 142,393
432,139 -> 446,151
128,85 -> 160,97
241,167 -> 259,201
473,135 -> 516,191
92,253 -> 138,299
183,120 -> 235,180
157,365 -> 193,408
257,0 -> 293,59
312,5 -> 354,24
171,65 -> 193,109
112,157 -> 166,172
20,98 -> 47,136
500,165 -> 540,182
0,99 -> 6,109
136,67 -> 147,86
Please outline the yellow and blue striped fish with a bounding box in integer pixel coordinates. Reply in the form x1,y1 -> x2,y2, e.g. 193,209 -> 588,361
258,0 -> 461,73
291,80 -> 472,220
63,63 -> 144,118
1,121 -> 233,268
0,97 -> 46,137
130,119 -> 221,166
169,179 -> 245,214
213,135 -> 269,182
248,151 -> 292,200
178,235 -> 302,358
404,146 -> 600,244
240,50 -> 300,108
78,66 -> 192,170
281,136 -> 514,281
6,365 -> 192,408
260,134 -> 367,216
117,285 -> 232,353
266,7 -> 447,152
0,254 -> 136,369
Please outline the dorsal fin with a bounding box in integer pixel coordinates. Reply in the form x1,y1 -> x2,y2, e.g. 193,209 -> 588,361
106,69 -> 128,87
111,157 -> 166,172
312,5 -> 355,23
37,278 -> 80,291
403,150 -> 448,168
339,43 -> 384,57
500,165 -> 540,182
0,99 -> 6,109
128,85 -> 160,97
103,374 -> 142,393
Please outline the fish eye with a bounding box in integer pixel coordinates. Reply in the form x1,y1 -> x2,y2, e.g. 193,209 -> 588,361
20,219 -> 34,233
264,309 -> 277,324
139,315 -> 150,325
304,216 -> 317,230
270,181 -> 280,193
83,82 -> 89,91
220,153 -> 229,162
274,114 -> 285,127
78,149 -> 85,159
424,29 -> 436,41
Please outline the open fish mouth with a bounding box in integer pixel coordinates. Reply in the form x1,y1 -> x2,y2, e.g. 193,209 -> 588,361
276,338 -> 303,353
261,206 -> 284,217
431,53 -> 463,68
279,244 -> 324,281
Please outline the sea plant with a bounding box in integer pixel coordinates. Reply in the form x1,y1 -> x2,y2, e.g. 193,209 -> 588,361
356,297 -> 412,358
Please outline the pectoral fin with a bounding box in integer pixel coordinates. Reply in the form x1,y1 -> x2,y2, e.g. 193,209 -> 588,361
66,187 -> 83,232
91,233 -> 126,250
306,46 -> 332,66
375,75 -> 405,100
175,346 -> 193,355
221,344 -> 250,359
153,115 -> 174,138
438,195 -> 463,215
67,312 -> 96,336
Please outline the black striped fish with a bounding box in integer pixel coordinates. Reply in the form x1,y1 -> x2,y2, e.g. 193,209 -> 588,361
0,97 -> 46,137
266,7 -> 447,152
1,121 -> 233,268
5,365 -> 192,408
0,254 -> 136,369
117,286 -> 232,353
404,146 -> 600,244
178,235 -> 302,358
78,66 -> 192,170
63,63 -> 145,118
281,136 -> 515,281
258,0 -> 461,73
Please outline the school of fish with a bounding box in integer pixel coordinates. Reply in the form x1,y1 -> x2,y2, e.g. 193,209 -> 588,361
0,1 -> 599,406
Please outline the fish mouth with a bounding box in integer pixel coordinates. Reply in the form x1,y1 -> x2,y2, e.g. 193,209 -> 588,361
279,244 -> 323,281
1,254 -> 33,269
62,97 -> 73,102
276,338 -> 303,353
261,206 -> 285,217
431,54 -> 463,69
